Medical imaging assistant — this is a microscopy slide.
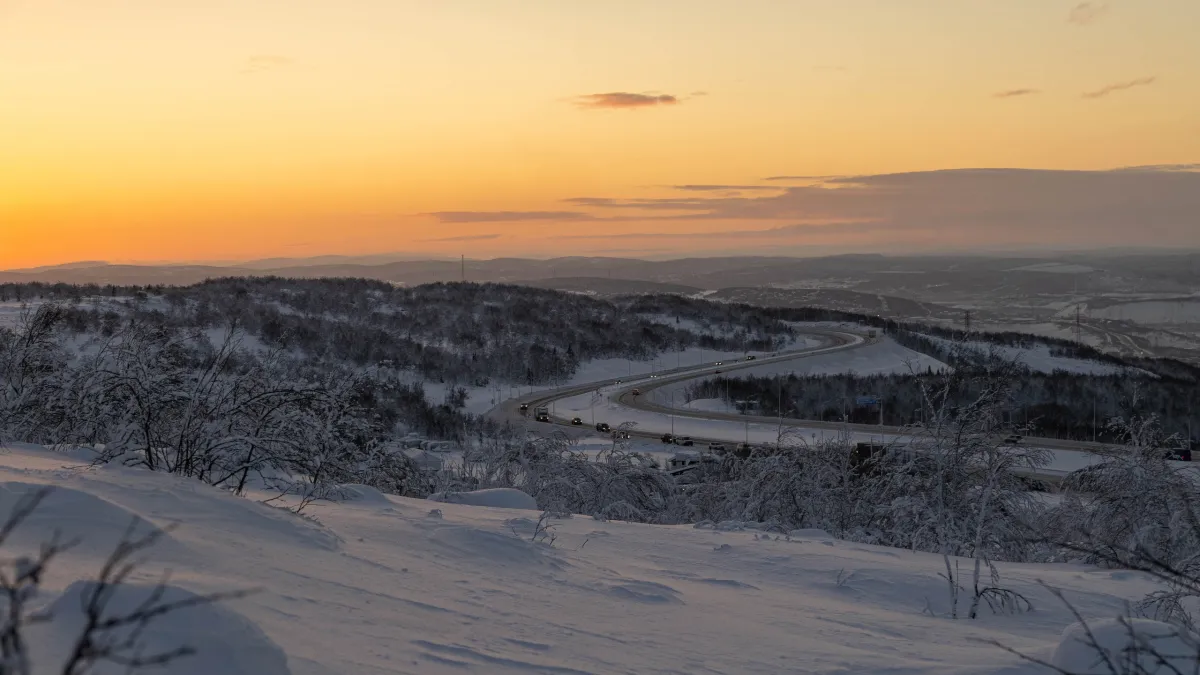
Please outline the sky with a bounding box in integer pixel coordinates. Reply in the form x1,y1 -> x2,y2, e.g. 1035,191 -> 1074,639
2,0 -> 1199,268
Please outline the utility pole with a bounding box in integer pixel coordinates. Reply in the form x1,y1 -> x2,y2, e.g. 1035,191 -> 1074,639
461,255 -> 465,282
1075,306 -> 1083,344
964,309 -> 971,335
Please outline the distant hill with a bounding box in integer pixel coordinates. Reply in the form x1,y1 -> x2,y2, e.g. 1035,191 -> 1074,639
516,276 -> 702,296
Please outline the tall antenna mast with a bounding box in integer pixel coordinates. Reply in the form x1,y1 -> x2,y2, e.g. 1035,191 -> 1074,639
461,254 -> 465,282
1075,305 -> 1082,343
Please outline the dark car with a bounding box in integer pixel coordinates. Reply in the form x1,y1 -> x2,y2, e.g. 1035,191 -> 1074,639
1165,447 -> 1193,461
595,422 -> 611,432
631,388 -> 641,396
613,430 -> 631,440
571,417 -> 583,425
714,369 -> 722,374
1003,435 -> 1022,445
745,355 -> 757,361
661,433 -> 675,444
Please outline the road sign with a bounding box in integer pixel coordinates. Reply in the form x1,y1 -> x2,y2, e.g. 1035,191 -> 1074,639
856,396 -> 880,406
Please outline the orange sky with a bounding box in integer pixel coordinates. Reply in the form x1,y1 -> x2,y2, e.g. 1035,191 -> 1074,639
2,0 -> 1199,268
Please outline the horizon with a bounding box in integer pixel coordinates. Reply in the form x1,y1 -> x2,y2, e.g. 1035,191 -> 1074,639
3,1 -> 1199,267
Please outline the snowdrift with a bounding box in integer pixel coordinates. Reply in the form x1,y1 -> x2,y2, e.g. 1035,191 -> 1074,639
0,444 -> 1178,674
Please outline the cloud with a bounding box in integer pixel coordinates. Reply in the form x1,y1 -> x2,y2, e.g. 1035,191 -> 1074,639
558,222 -> 879,241
1068,2 -> 1109,25
994,88 -> 1040,98
670,184 -> 783,192
422,234 -> 502,242
242,55 -> 294,73
573,92 -> 680,109
762,175 -> 845,182
1082,77 -> 1156,99
558,167 -> 1200,250
425,211 -> 594,223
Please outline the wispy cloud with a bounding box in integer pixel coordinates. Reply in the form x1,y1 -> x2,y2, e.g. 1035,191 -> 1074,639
422,233 -> 502,242
994,88 -> 1040,98
573,92 -> 680,109
670,184 -> 783,192
425,211 -> 593,223
762,175 -> 845,182
242,55 -> 294,74
1082,76 -> 1156,99
556,167 -> 1200,250
1068,2 -> 1109,26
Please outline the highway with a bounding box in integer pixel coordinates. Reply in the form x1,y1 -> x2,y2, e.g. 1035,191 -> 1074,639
488,329 -> 1138,485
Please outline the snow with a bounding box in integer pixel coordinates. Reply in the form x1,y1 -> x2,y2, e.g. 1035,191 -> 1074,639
689,336 -> 947,378
0,444 -> 1177,674
925,335 -> 1130,375
680,398 -> 736,414
1051,618 -> 1196,674
32,581 -> 292,675
428,488 -> 538,510
1090,299 -> 1200,325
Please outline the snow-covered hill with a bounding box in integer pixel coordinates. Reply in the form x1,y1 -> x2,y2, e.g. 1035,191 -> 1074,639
0,444 -> 1173,675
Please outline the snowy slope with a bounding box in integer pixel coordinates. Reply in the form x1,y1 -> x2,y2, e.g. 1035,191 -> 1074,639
0,444 -> 1171,675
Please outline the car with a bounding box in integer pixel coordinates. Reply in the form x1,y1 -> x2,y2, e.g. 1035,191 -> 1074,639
631,388 -> 641,396
595,422 -> 611,432
1003,434 -> 1023,445
661,433 -> 676,444
674,436 -> 694,447
1164,447 -> 1193,461
714,361 -> 724,366
571,417 -> 583,425
613,430 -> 631,440
708,442 -> 727,453
714,369 -> 722,374
614,379 -> 622,385
735,442 -> 753,458
519,404 -> 529,413
745,355 -> 757,361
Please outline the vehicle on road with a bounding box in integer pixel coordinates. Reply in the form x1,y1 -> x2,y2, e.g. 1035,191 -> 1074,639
1003,434 -> 1023,445
571,417 -> 583,425
714,361 -> 724,366
661,433 -> 675,444
595,422 -> 611,433
519,403 -> 529,414
613,429 -> 631,440
714,369 -> 722,374
735,442 -> 753,458
707,442 -> 726,453
674,436 -> 695,447
534,406 -> 550,423
745,355 -> 757,361
631,388 -> 641,396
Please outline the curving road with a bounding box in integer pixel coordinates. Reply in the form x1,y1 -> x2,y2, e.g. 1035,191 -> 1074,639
488,329 -> 1153,485
489,329 -> 868,440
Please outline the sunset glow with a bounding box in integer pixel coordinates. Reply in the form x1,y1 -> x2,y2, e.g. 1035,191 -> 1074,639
3,0 -> 1199,267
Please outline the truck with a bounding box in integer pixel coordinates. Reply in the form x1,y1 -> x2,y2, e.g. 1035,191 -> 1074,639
534,406 -> 551,423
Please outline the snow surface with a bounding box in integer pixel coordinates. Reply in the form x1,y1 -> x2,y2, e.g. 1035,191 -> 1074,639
1090,299 -> 1200,325
925,335 -> 1131,376
0,444 -> 1176,674
428,488 -> 538,510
